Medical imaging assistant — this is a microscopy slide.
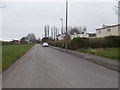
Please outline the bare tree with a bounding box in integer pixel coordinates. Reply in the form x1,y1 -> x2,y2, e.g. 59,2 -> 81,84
118,1 -> 120,24
58,28 -> 59,35
83,26 -> 87,34
44,26 -> 47,37
113,0 -> 120,24
69,26 -> 80,35
27,33 -> 36,43
54,27 -> 56,40
44,25 -> 50,37
0,2 -> 6,8
47,25 -> 50,37
79,26 -> 82,33
55,28 -> 58,38
113,0 -> 120,15
20,37 -> 29,44
51,27 -> 53,39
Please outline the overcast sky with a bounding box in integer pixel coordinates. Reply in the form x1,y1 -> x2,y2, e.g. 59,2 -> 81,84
0,0 -> 118,41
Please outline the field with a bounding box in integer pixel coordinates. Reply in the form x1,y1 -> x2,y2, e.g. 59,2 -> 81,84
2,44 -> 34,71
78,48 -> 119,60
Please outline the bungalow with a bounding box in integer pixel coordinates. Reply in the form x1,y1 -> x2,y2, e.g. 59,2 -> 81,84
96,24 -> 120,37
10,40 -> 20,44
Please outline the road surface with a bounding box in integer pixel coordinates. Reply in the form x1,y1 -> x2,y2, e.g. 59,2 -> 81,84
3,44 -> 118,88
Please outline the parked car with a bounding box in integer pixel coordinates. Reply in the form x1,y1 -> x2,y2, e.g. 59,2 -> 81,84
42,42 -> 49,47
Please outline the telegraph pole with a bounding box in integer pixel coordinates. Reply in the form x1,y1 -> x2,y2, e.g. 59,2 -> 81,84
65,0 -> 68,51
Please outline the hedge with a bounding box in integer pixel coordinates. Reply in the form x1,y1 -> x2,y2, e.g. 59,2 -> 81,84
2,41 -> 11,45
49,36 -> 120,50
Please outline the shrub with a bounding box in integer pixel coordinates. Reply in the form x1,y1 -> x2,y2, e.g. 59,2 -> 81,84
68,37 -> 88,50
50,36 -> 120,50
2,41 -> 11,45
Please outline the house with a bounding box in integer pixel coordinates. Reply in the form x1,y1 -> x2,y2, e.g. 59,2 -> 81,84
10,40 -> 20,44
57,34 -> 65,40
57,31 -> 96,40
70,33 -> 89,39
89,33 -> 96,38
96,24 -> 120,37
70,26 -> 96,39
20,37 -> 29,44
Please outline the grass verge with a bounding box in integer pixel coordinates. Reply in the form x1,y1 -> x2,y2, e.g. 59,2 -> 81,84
77,48 -> 119,60
2,44 -> 34,71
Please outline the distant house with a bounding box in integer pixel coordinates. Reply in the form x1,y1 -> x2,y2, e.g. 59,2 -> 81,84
20,37 -> 29,44
42,37 -> 52,42
57,34 -> 65,40
89,33 -> 96,38
57,32 -> 96,40
96,24 -> 120,37
10,40 -> 20,44
70,33 -> 89,39
70,32 -> 96,39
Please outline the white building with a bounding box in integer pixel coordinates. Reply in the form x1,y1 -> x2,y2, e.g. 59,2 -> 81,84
57,34 -> 65,40
70,33 -> 89,39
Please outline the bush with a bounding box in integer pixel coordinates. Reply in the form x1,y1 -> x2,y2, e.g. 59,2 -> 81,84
50,36 -> 120,50
104,36 -> 120,47
2,41 -> 11,45
68,37 -> 88,50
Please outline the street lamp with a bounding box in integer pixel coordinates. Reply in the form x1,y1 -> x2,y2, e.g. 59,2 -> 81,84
65,0 -> 68,51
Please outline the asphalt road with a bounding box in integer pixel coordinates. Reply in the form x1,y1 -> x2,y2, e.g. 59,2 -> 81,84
2,44 -> 118,88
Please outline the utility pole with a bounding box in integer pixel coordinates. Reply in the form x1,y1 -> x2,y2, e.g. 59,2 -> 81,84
65,0 -> 68,51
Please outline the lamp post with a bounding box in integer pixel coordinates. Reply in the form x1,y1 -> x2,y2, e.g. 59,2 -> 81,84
65,0 -> 68,51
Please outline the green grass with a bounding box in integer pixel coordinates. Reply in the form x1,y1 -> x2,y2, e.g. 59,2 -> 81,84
77,48 -> 119,60
2,44 -> 34,71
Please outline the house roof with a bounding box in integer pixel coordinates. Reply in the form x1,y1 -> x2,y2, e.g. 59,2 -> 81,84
96,24 -> 120,30
11,40 -> 19,42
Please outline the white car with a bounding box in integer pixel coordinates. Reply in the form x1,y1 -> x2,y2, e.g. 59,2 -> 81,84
42,42 -> 49,47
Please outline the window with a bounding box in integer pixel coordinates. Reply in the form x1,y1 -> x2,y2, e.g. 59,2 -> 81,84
99,31 -> 101,33
97,31 -> 101,34
106,28 -> 112,32
118,27 -> 120,30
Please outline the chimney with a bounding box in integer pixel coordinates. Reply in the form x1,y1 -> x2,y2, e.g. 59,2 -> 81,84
103,24 -> 108,28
